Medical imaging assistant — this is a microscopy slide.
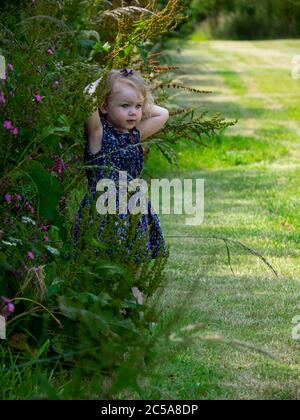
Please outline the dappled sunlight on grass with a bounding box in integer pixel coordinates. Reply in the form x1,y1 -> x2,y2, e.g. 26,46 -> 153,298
141,39 -> 300,400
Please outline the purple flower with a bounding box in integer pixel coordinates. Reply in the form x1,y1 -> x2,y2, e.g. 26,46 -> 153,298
25,202 -> 35,214
2,297 -> 15,313
53,156 -> 66,174
47,48 -> 54,55
33,94 -> 42,103
43,236 -> 49,241
0,296 -> 15,320
11,127 -> 18,136
0,91 -> 5,104
27,251 -> 35,260
4,193 -> 12,202
3,120 -> 13,130
15,194 -> 22,201
6,64 -> 14,72
40,223 -> 48,232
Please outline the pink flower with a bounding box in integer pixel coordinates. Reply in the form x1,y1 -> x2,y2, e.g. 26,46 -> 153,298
4,193 -> 12,202
33,94 -> 43,103
0,91 -> 5,104
1,297 -> 15,313
3,120 -> 13,130
6,64 -> 14,72
27,251 -> 35,260
25,202 -> 35,214
11,127 -> 18,136
39,223 -> 48,232
47,48 -> 54,55
0,296 -> 15,320
53,156 -> 66,174
14,194 -> 22,201
43,236 -> 49,241
14,204 -> 20,210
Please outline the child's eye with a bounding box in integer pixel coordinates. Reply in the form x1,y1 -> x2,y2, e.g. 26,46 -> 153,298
136,105 -> 142,109
121,104 -> 128,107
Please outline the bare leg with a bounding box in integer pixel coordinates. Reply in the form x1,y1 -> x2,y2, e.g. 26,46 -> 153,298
132,264 -> 144,305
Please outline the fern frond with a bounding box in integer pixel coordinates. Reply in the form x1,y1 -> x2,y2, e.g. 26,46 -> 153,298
98,6 -> 154,21
15,15 -> 74,34
167,83 -> 212,94
169,107 -> 195,117
155,142 -> 179,166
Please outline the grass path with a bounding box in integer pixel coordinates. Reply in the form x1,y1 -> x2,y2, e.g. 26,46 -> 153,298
144,40 -> 300,400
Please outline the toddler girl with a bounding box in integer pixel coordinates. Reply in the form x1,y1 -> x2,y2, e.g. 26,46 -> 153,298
73,68 -> 169,266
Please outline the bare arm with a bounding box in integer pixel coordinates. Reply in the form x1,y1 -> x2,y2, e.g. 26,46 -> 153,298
137,105 -> 169,142
84,78 -> 103,154
85,109 -> 103,154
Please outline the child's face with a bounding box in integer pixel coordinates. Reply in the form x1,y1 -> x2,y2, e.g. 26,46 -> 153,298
100,82 -> 144,133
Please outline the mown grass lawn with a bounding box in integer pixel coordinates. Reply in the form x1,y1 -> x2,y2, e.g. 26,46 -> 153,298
142,40 -> 300,400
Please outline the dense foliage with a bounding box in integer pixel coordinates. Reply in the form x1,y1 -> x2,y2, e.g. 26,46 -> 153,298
0,0 -> 234,399
159,0 -> 300,40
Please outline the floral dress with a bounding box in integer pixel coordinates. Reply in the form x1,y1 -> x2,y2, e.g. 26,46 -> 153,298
73,113 -> 168,263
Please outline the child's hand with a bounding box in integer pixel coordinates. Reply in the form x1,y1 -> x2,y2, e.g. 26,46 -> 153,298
137,105 -> 169,142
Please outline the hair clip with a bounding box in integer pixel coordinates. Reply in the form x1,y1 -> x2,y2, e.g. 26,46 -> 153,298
120,68 -> 134,77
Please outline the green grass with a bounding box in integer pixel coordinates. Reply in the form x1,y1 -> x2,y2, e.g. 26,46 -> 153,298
145,134 -> 287,173
142,40 -> 300,400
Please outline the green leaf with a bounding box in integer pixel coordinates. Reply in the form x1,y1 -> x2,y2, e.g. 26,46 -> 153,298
40,125 -> 70,140
57,114 -> 70,127
42,134 -> 61,154
22,160 -> 63,223
58,298 -> 110,336
33,339 -> 50,361
40,116 -> 70,141
136,42 -> 149,65
77,292 -> 112,306
44,245 -> 60,256
102,42 -> 111,52
124,45 -> 132,57
94,261 -> 129,277
113,318 -> 138,332
46,278 -> 64,300
79,39 -> 96,47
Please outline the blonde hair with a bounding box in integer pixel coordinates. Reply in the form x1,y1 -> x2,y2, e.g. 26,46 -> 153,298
100,69 -> 154,120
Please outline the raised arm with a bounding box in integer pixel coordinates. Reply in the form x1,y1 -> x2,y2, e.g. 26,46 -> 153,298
137,105 -> 169,142
85,109 -> 103,154
84,78 -> 103,155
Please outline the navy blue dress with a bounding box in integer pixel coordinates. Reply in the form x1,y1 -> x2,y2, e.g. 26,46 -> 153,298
73,113 -> 168,263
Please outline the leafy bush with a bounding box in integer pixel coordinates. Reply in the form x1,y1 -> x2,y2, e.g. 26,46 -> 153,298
193,0 -> 300,40
0,0 -> 234,399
